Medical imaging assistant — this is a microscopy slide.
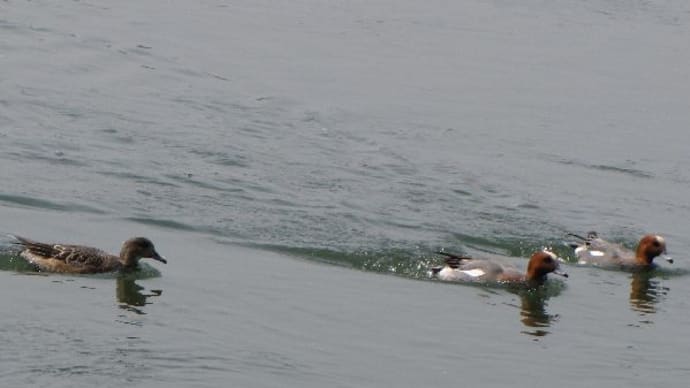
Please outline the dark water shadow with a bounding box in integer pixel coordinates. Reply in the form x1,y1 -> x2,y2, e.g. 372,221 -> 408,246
0,250 -> 37,272
510,287 -> 561,338
434,278 -> 566,338
629,271 -> 669,317
116,276 -> 163,315
508,281 -> 565,339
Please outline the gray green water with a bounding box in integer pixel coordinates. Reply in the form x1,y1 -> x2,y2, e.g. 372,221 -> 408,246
1,0 -> 690,387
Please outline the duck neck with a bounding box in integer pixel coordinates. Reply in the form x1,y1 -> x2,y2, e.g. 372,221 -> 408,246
525,274 -> 547,287
635,246 -> 654,266
525,262 -> 547,286
119,246 -> 140,268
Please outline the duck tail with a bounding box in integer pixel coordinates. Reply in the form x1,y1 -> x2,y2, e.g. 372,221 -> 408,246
564,231 -> 598,249
8,235 -> 56,256
8,234 -> 34,246
565,232 -> 588,241
436,251 -> 470,259
436,251 -> 472,269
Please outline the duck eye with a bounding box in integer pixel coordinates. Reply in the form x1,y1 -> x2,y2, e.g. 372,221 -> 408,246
652,240 -> 660,247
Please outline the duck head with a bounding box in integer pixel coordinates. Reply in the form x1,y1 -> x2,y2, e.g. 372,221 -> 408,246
526,250 -> 568,285
636,235 -> 672,266
120,237 -> 167,268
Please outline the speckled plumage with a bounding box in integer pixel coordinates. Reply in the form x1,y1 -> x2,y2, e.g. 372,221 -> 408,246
13,235 -> 167,274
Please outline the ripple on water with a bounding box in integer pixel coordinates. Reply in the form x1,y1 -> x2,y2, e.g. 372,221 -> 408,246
123,216 -> 224,238
543,154 -> 655,179
0,323 -> 157,386
0,193 -> 105,214
96,170 -> 180,188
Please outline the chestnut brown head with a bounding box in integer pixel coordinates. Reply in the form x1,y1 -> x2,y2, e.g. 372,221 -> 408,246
526,250 -> 568,284
636,235 -> 671,265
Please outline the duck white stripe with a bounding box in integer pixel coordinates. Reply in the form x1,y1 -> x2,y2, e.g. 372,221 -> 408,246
460,269 -> 485,278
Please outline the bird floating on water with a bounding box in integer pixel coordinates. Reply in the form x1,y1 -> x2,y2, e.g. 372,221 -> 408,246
11,235 -> 167,274
430,250 -> 567,287
566,231 -> 671,270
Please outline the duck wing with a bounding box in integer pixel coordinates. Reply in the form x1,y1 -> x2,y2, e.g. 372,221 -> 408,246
566,231 -> 600,248
436,251 -> 473,269
54,244 -> 115,268
458,259 -> 504,277
13,235 -> 116,269
572,236 -> 633,265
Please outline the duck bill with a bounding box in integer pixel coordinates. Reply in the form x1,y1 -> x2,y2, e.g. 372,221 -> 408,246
551,253 -> 568,278
661,254 -> 673,264
151,251 -> 168,264
553,269 -> 569,278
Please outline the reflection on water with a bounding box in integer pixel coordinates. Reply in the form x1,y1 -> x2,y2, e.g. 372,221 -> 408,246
500,281 -> 566,337
518,290 -> 558,337
629,271 -> 668,316
116,277 -> 162,315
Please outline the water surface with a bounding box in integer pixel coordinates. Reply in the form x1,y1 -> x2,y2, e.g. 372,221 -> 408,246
1,0 -> 690,387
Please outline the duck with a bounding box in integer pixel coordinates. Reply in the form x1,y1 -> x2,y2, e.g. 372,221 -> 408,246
566,231 -> 672,270
430,250 -> 568,287
11,235 -> 167,274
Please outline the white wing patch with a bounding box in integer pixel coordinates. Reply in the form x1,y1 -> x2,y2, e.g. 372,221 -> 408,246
589,250 -> 605,257
460,269 -> 485,278
543,250 -> 558,260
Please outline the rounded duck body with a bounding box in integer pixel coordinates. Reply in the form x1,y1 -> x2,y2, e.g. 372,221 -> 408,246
431,250 -> 567,287
12,235 -> 167,274
567,232 -> 671,270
